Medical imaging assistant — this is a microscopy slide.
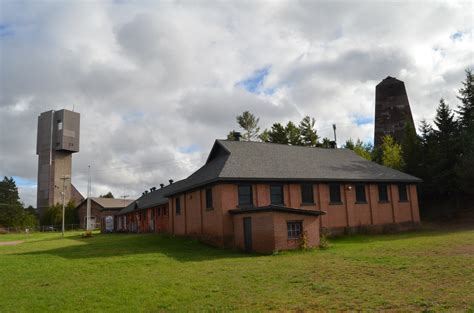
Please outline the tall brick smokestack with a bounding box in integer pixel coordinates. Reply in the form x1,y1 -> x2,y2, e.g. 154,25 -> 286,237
374,76 -> 415,147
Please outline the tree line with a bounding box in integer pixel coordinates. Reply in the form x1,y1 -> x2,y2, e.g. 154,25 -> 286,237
0,177 -> 38,229
227,69 -> 473,215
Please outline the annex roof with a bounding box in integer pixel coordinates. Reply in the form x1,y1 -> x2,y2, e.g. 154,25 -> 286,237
229,205 -> 325,216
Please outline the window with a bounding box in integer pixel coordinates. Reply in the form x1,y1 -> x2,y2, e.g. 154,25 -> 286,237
57,120 -> 63,130
301,183 -> 314,204
238,185 -> 253,206
175,197 -> 181,215
398,183 -> 408,201
287,221 -> 303,239
355,184 -> 367,203
329,183 -> 341,203
270,185 -> 284,205
378,184 -> 389,202
205,188 -> 213,209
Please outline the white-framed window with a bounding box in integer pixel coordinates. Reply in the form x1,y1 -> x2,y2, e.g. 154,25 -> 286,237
287,221 -> 303,239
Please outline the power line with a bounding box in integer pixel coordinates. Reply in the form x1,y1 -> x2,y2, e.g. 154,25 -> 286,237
75,156 -> 204,174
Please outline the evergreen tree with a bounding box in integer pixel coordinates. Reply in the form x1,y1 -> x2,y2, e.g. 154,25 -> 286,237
456,69 -> 474,130
401,122 -> 422,176
100,192 -> 114,199
432,99 -> 459,196
266,123 -> 288,144
258,129 -> 270,143
318,138 -> 335,149
343,139 -> 355,150
381,135 -> 405,170
299,116 -> 319,147
236,111 -> 260,141
343,139 -> 372,160
0,177 -> 24,227
455,69 -> 474,196
286,121 -> 303,146
227,130 -> 239,141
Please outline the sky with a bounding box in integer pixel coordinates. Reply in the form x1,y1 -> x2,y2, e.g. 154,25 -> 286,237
0,0 -> 473,207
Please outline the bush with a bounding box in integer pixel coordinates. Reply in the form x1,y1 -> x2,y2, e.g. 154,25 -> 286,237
319,235 -> 330,249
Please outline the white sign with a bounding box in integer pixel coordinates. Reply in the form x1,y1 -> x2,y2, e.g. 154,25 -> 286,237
105,216 -> 114,232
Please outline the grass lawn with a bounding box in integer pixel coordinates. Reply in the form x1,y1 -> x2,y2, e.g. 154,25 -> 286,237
1,225 -> 473,312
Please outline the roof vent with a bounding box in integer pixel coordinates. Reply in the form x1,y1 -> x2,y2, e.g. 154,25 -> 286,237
169,179 -> 174,185
150,187 -> 156,192
160,183 -> 165,189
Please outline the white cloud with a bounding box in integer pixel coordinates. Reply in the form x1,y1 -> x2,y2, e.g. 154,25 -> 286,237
0,0 -> 472,207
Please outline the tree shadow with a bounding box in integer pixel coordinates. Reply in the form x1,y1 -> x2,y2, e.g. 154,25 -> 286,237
15,233 -> 252,262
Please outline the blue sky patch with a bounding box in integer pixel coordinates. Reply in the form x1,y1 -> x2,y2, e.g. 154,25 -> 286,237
354,116 -> 374,126
178,144 -> 200,154
450,31 -> 463,41
12,176 -> 37,188
236,66 -> 275,95
0,23 -> 14,38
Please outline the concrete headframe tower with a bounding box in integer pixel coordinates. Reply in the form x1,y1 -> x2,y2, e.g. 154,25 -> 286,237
36,109 -> 82,217
374,76 -> 415,147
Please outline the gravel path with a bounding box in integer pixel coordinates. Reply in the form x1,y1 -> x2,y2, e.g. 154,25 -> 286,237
0,240 -> 24,246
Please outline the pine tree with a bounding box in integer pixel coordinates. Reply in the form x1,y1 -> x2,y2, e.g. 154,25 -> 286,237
455,69 -> 474,196
431,99 -> 459,196
236,111 -> 260,141
286,121 -> 303,146
267,123 -> 288,144
100,192 -> 114,198
456,69 -> 474,130
401,122 -> 422,176
299,116 -> 319,147
0,177 -> 24,227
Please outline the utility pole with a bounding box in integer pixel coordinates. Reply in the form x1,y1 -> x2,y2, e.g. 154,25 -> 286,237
60,175 -> 70,237
86,165 -> 91,231
121,195 -> 129,206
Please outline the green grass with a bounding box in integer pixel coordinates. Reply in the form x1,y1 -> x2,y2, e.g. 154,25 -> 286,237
1,226 -> 473,312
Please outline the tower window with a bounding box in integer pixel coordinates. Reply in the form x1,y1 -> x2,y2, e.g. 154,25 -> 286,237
58,120 -> 63,130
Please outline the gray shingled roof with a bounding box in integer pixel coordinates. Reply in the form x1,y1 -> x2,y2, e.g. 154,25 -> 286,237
164,139 -> 421,196
118,179 -> 188,214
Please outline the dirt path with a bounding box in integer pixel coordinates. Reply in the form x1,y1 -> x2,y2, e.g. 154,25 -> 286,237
0,240 -> 24,246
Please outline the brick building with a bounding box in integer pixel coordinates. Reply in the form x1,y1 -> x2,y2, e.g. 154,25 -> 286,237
116,140 -> 421,253
76,197 -> 133,230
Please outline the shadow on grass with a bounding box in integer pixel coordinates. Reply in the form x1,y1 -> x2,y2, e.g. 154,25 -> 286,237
330,222 -> 474,245
15,233 -> 249,262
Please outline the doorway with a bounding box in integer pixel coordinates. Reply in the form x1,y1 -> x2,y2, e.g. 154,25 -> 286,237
243,217 -> 252,252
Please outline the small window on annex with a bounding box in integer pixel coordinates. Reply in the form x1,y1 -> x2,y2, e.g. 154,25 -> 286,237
205,188 -> 213,210
238,185 -> 253,206
378,184 -> 389,202
287,221 -> 303,239
398,183 -> 408,201
355,183 -> 367,203
301,183 -> 314,204
329,183 -> 341,203
270,185 -> 284,205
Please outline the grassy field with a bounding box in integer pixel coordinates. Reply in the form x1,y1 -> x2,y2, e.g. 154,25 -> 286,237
0,225 -> 473,312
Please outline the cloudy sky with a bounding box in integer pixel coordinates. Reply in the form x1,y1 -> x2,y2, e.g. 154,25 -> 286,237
0,0 -> 472,207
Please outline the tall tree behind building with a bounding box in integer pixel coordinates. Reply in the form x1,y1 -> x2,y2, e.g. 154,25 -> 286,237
236,111 -> 261,141
456,69 -> 474,196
